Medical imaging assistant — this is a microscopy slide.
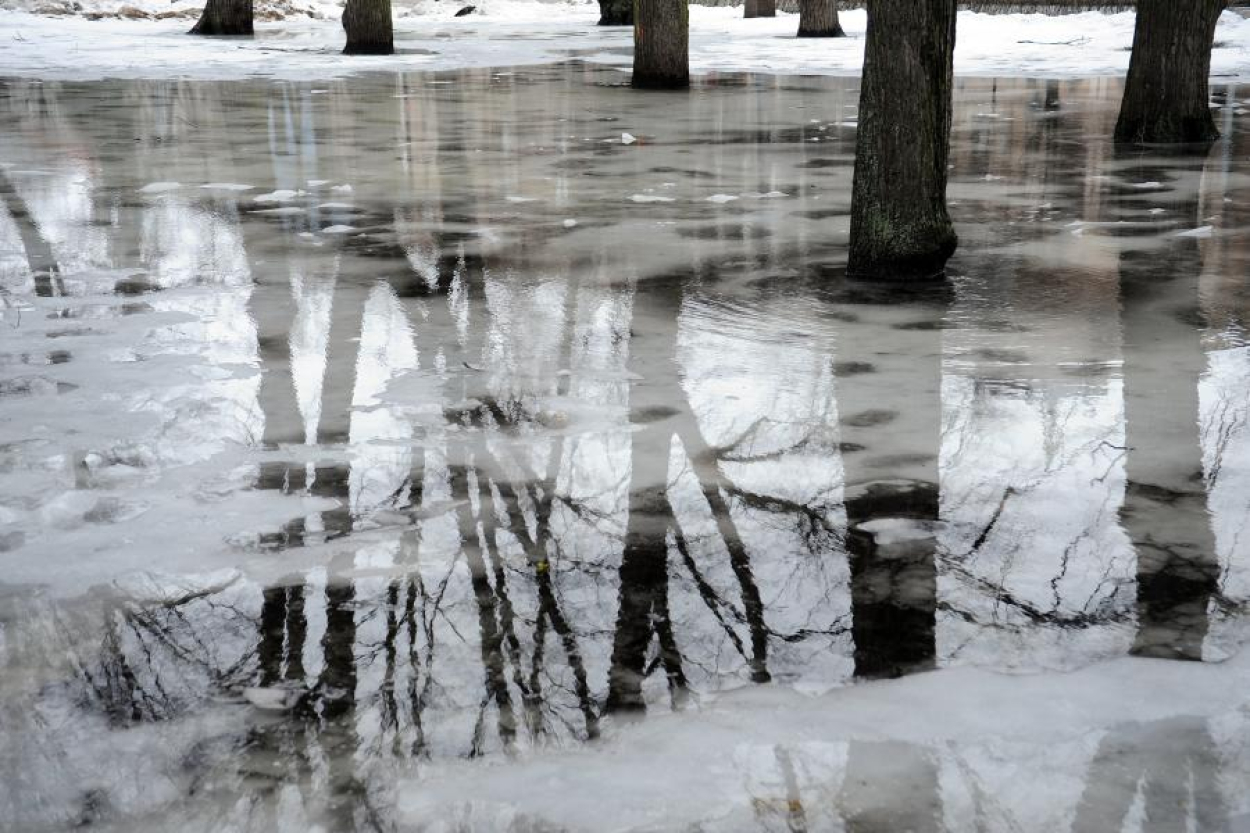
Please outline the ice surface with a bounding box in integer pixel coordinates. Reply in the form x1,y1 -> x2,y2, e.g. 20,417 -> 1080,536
0,65 -> 1248,831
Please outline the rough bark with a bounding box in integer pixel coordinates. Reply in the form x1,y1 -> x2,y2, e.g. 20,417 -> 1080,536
1114,0 -> 1225,144
599,0 -> 632,26
797,0 -> 843,37
744,0 -> 776,17
189,0 -> 253,36
632,0 -> 689,89
847,0 -> 958,281
342,0 -> 394,56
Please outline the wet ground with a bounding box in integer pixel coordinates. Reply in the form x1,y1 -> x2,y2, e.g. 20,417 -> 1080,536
0,66 -> 1248,831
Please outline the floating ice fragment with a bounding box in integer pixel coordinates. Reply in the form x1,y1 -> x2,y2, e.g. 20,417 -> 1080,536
254,206 -> 306,215
706,194 -> 738,204
563,219 -> 578,228
1130,181 -> 1164,189
139,182 -> 181,193
200,183 -> 254,191
321,225 -> 357,234
318,202 -> 356,210
1175,225 -> 1214,238
308,179 -> 330,187
630,194 -> 675,203
506,195 -> 538,203
621,132 -> 637,145
243,687 -> 302,711
254,189 -> 301,203
332,184 -> 354,193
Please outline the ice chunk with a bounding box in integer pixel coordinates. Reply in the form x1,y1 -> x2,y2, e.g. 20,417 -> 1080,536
621,132 -> 637,145
253,189 -> 301,203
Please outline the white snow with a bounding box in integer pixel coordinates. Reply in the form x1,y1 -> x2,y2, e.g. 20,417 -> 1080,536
0,6 -> 1247,82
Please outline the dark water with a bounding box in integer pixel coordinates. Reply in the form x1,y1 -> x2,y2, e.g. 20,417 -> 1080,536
0,66 -> 1248,831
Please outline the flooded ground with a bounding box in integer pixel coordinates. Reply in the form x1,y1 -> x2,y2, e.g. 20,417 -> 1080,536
1,66 -> 1248,831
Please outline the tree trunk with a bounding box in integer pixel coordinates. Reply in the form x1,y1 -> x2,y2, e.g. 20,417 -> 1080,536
797,0 -> 842,37
189,0 -> 252,35
632,0 -> 689,90
342,0 -> 393,56
599,0 -> 632,26
744,0 -> 775,18
846,0 -> 958,281
1114,0 -> 1225,144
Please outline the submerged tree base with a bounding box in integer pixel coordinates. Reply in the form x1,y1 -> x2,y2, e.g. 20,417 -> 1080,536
343,42 -> 394,55
846,232 -> 958,282
631,74 -> 691,90
1114,117 -> 1220,146
796,26 -> 845,37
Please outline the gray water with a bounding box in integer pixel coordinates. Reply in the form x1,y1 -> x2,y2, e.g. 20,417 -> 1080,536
0,66 -> 1248,831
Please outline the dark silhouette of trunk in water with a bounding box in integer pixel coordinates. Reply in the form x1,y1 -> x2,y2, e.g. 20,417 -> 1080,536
598,0 -> 631,26
1116,147 -> 1220,662
847,0 -> 958,280
834,283 -> 947,680
606,274 -> 773,710
632,0 -> 689,89
190,0 -> 253,36
797,0 -> 843,37
0,168 -> 62,297
1114,0 -> 1226,145
342,0 -> 394,55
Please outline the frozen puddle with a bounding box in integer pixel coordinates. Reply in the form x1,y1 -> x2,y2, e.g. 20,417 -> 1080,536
0,65 -> 1248,831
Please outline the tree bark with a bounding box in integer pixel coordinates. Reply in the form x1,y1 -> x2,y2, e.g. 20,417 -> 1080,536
632,0 -> 689,90
342,0 -> 394,56
744,0 -> 775,18
797,0 -> 843,37
189,0 -> 252,36
847,0 -> 958,281
599,0 -> 632,26
1114,0 -> 1225,144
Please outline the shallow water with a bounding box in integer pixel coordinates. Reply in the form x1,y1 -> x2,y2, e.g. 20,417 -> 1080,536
0,66 -> 1248,831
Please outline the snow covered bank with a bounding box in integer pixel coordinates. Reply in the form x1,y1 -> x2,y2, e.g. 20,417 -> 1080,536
0,6 -> 1248,82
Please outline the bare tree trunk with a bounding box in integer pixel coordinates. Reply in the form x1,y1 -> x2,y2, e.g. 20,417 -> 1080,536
847,0 -> 958,281
189,0 -> 252,35
1114,0 -> 1225,144
743,0 -> 776,17
342,0 -> 394,56
632,0 -> 689,89
797,0 -> 843,37
599,0 -> 632,26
